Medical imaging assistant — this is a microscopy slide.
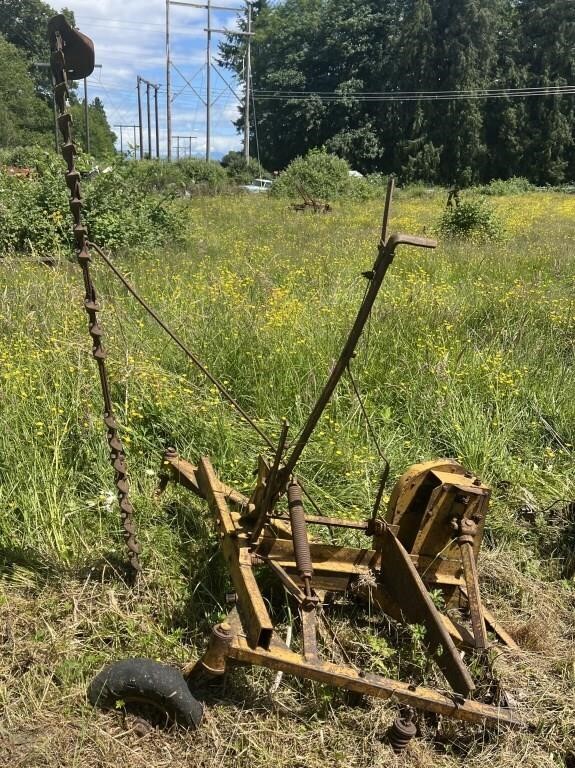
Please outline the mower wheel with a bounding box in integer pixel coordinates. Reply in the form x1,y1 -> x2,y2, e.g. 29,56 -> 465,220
88,658 -> 203,729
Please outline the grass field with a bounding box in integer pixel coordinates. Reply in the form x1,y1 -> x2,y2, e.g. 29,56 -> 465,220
1,191 -> 574,767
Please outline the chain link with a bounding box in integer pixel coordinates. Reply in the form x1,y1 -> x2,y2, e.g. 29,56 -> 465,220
50,29 -> 141,576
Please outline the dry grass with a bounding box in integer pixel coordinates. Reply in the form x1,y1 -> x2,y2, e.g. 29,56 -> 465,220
1,547 -> 574,767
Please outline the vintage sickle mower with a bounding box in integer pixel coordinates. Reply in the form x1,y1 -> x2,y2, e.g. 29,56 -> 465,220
48,15 -> 523,747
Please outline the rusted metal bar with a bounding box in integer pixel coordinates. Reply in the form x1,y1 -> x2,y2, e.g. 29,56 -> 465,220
278,229 -> 436,491
301,605 -> 319,661
250,419 -> 290,542
459,587 -> 520,651
270,513 -> 370,530
226,632 -> 522,728
456,518 -> 489,649
197,457 -> 273,649
159,448 -> 252,509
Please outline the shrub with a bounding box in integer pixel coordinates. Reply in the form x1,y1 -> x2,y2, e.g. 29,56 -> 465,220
0,147 -> 181,259
439,199 -> 504,242
177,158 -> 228,194
221,151 -> 269,185
122,159 -> 187,195
82,165 -> 181,253
478,177 -> 534,196
270,148 -> 352,201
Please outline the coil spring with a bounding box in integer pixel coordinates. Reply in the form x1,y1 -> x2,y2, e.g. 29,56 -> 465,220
287,480 -> 313,580
387,714 -> 417,752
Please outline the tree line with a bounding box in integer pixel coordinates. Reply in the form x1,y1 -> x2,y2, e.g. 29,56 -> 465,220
0,0 -> 116,160
221,0 -> 575,185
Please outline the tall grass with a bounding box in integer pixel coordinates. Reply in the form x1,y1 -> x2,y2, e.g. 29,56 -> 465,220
1,191 -> 573,568
0,191 -> 574,767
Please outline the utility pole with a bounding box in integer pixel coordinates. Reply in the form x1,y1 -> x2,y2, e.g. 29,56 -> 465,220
166,1 -> 249,164
154,87 -> 160,158
206,0 -> 212,161
137,76 -> 144,159
115,124 -> 139,158
138,76 -> 161,159
166,0 -> 172,161
244,1 -> 252,162
82,66 -> 102,156
146,82 -> 152,159
173,135 -> 196,159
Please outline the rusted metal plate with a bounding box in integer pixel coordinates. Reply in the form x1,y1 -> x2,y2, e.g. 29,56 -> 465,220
379,526 -> 476,696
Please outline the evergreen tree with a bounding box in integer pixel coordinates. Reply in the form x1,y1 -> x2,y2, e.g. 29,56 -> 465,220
0,34 -> 52,148
0,0 -> 75,96
219,0 -> 575,183
518,0 -> 575,184
392,0 -> 441,182
70,97 -> 117,161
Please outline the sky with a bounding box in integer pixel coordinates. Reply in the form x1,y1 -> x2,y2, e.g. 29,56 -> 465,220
69,0 -> 246,159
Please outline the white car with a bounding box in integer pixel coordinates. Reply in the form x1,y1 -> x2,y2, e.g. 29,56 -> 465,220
240,177 -> 273,193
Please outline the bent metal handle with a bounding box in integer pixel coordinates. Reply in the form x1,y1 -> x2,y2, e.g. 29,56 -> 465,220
278,231 -> 437,487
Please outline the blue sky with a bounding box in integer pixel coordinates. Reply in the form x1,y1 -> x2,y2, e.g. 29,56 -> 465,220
69,0 -> 245,158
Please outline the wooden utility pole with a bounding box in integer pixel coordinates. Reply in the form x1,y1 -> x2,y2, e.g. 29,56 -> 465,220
115,124 -> 140,158
138,77 -> 160,159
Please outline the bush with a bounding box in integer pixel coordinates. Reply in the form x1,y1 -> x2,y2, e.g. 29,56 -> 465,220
439,199 -> 504,242
123,158 -> 229,196
177,158 -> 228,194
122,159 -> 186,195
0,149 -> 71,258
478,177 -> 534,196
270,148 -> 352,201
82,165 -> 181,253
221,151 -> 269,185
0,147 -> 181,259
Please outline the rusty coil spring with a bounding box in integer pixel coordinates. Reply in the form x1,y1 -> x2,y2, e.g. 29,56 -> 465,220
50,29 -> 141,576
287,480 -> 313,581
387,713 -> 417,752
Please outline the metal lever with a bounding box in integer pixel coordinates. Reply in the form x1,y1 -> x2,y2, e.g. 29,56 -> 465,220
277,230 -> 436,489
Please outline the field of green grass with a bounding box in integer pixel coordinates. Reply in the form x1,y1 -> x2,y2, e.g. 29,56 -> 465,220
1,191 -> 574,767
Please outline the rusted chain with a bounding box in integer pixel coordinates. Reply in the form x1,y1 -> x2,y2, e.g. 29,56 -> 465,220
49,20 -> 141,577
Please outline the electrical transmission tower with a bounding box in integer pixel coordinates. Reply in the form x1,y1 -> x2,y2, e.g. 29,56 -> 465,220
165,0 -> 254,162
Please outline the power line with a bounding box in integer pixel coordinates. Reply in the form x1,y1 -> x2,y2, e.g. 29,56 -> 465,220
253,85 -> 575,102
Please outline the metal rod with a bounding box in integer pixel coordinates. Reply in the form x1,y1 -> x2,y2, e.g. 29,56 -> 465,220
86,240 -> 275,449
278,185 -> 436,487
380,175 -> 395,245
251,419 -> 290,542
146,82 -> 152,159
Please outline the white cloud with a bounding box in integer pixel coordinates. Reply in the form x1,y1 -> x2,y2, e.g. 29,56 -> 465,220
71,0 -> 246,158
